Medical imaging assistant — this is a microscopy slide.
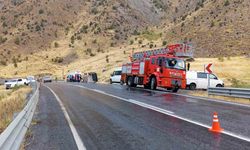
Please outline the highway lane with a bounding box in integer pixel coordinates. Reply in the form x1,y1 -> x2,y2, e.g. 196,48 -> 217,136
71,82 -> 250,139
27,82 -> 250,150
25,85 -> 78,150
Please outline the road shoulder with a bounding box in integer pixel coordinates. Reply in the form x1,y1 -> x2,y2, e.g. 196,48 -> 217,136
23,85 -> 77,150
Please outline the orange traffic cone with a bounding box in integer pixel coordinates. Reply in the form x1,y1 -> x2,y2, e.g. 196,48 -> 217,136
209,112 -> 223,133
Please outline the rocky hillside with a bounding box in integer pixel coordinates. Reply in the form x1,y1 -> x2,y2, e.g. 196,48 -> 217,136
0,0 -> 249,67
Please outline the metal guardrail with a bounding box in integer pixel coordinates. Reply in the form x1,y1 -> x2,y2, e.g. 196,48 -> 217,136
0,83 -> 40,150
208,87 -> 250,99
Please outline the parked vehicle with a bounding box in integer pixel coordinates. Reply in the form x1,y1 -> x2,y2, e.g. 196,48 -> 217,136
186,71 -> 224,90
67,71 -> 82,82
110,67 -> 122,84
4,78 -> 29,89
88,72 -> 98,83
120,44 -> 193,92
27,76 -> 36,83
43,76 -> 52,83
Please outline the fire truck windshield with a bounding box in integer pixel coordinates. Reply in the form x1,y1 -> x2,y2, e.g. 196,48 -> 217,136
165,58 -> 186,70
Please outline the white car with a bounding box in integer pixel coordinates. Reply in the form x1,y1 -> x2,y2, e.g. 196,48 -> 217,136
186,71 -> 224,90
110,67 -> 122,84
4,78 -> 29,89
27,76 -> 36,83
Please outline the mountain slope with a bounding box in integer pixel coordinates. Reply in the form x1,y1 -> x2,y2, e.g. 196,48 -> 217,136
0,0 -> 249,79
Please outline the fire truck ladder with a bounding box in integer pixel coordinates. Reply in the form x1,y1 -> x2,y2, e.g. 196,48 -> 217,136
132,43 -> 194,61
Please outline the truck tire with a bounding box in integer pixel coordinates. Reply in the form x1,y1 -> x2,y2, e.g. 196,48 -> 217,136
127,76 -> 134,87
216,84 -> 222,87
150,77 -> 157,90
132,83 -> 137,87
172,87 -> 179,93
189,83 -> 196,90
144,84 -> 150,89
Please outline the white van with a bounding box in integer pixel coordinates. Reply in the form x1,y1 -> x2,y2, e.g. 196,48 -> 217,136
110,67 -> 122,84
186,71 -> 224,90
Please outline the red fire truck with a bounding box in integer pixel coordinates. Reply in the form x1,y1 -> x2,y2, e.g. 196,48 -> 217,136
120,43 -> 193,92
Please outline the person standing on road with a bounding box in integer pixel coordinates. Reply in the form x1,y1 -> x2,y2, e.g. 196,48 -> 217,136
187,63 -> 190,71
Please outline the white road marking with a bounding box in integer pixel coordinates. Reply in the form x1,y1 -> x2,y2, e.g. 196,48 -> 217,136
45,85 -> 87,150
75,85 -> 173,115
74,84 -> 250,143
128,99 -> 174,115
89,83 -> 250,108
93,89 -> 106,94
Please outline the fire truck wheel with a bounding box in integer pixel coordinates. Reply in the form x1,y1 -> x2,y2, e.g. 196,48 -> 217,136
172,87 -> 179,93
216,84 -> 223,87
150,77 -> 157,90
189,83 -> 196,90
127,76 -> 134,87
144,84 -> 150,89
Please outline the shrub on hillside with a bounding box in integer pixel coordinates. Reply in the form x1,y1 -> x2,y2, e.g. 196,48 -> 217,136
132,30 -> 140,35
138,40 -> 143,44
90,53 -> 95,57
130,40 -> 134,45
39,9 -> 44,14
77,36 -> 82,40
224,0 -> 230,6
35,25 -> 41,31
0,60 -> 7,66
54,42 -> 59,48
110,42 -> 115,47
0,36 -> 7,44
71,36 -> 75,44
91,8 -> 98,14
210,21 -> 215,27
92,39 -> 97,44
14,62 -> 18,68
149,43 -> 154,48
14,37 -> 20,45
2,22 -> 7,28
52,57 -> 64,63
106,55 -> 109,63
162,41 -> 167,46
218,57 -> 224,62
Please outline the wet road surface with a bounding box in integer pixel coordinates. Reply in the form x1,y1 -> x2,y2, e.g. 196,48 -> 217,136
26,82 -> 250,150
25,85 -> 77,150
73,83 -> 250,138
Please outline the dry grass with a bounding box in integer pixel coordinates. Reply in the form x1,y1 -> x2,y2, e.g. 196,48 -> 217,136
0,85 -> 32,133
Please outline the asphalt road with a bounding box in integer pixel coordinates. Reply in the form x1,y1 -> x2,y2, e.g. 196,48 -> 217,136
25,85 -> 77,150
73,83 -> 250,138
26,82 -> 250,150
